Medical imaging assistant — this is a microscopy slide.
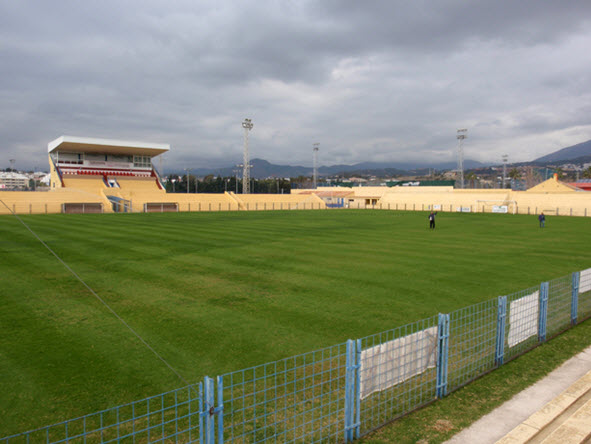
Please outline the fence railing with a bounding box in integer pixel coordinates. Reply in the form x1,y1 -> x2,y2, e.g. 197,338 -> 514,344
3,268 -> 591,443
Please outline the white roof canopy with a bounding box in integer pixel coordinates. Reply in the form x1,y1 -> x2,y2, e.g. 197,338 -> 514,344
48,136 -> 170,157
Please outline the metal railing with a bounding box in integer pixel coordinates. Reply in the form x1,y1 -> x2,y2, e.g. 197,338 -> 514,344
3,268 -> 591,443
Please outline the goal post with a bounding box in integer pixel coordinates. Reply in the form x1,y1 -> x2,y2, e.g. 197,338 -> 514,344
476,200 -> 517,214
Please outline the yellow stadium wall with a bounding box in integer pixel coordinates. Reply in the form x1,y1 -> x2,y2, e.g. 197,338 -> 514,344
2,184 -> 590,216
0,189 -> 106,215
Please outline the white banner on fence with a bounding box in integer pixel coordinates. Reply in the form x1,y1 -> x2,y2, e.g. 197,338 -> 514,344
360,326 -> 438,400
492,205 -> 508,213
455,207 -> 471,213
579,268 -> 591,293
433,205 -> 441,210
508,291 -> 539,348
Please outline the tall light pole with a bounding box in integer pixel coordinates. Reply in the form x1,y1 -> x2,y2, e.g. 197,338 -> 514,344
313,143 -> 319,189
184,168 -> 192,194
502,154 -> 508,189
241,118 -> 253,194
456,129 -> 467,189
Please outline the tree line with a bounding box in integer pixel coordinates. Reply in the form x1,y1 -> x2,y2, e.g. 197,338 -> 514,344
165,175 -> 292,194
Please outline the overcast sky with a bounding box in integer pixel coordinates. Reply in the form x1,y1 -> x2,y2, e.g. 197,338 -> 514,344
2,1 -> 591,172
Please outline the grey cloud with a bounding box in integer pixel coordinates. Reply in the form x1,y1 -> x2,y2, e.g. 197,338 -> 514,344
2,1 -> 591,170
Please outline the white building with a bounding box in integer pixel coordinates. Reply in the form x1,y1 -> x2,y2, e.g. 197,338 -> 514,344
0,171 -> 29,189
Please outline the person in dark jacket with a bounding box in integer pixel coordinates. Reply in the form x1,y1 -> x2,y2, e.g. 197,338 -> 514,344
538,212 -> 545,228
428,211 -> 437,229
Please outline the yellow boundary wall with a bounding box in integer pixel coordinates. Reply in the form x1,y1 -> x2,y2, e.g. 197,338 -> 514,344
304,180 -> 591,216
2,176 -> 590,216
0,189 -> 327,215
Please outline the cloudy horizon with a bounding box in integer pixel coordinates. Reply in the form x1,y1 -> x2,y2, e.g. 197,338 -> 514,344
2,1 -> 591,173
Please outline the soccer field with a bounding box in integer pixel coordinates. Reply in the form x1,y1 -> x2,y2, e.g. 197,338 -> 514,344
1,210 -> 590,435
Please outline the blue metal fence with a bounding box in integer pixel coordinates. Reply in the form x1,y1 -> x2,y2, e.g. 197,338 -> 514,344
3,267 -> 591,443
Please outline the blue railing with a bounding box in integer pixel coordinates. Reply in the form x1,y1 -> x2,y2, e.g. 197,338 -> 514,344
3,268 -> 591,443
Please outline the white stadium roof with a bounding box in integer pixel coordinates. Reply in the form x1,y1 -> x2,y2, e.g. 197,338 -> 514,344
48,136 -> 170,157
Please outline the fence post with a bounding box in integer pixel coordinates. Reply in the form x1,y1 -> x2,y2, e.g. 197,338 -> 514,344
344,339 -> 356,443
538,282 -> 549,342
571,272 -> 580,326
355,338 -> 362,439
436,313 -> 450,398
495,296 -> 507,366
203,376 -> 215,444
217,375 -> 224,443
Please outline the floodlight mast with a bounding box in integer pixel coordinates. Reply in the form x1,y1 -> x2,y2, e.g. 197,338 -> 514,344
502,154 -> 508,189
456,129 -> 467,189
242,118 -> 253,194
313,143 -> 319,189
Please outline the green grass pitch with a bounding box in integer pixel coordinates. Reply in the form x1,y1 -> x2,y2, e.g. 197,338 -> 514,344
1,209 -> 590,436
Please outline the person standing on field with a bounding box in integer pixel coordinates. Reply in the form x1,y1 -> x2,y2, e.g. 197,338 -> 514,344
428,211 -> 437,229
538,212 -> 545,228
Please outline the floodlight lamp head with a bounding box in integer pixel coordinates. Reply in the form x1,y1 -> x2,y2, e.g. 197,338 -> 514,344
242,118 -> 253,130
457,128 -> 467,138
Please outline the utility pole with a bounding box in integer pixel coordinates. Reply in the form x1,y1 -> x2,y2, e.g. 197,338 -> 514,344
184,168 -> 192,193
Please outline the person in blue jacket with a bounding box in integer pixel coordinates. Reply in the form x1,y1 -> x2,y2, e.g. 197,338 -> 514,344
538,212 -> 545,228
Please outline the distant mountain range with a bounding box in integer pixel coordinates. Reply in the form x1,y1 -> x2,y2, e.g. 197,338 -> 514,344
533,139 -> 591,163
179,139 -> 591,179
188,158 -> 486,179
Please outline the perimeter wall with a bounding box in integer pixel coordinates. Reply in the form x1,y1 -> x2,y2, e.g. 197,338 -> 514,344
2,176 -> 591,216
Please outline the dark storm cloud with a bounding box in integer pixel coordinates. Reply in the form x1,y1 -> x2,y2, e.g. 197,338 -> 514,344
1,1 -> 591,171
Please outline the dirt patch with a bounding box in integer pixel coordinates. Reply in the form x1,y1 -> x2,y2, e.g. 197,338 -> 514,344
432,419 -> 454,433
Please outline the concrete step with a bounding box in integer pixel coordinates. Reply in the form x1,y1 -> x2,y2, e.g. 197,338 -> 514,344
538,397 -> 591,443
496,370 -> 591,444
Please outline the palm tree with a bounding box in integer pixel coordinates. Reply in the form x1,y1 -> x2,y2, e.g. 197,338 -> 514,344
465,172 -> 477,188
509,168 -> 520,181
582,167 -> 591,179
